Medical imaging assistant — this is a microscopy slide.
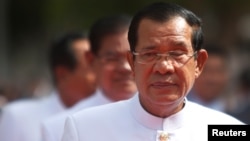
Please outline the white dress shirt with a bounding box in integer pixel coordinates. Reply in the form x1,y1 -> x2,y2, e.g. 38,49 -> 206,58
62,93 -> 244,141
41,89 -> 112,141
0,91 -> 65,141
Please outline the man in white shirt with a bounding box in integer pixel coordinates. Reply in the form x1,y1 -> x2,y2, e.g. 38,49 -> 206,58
41,15 -> 137,141
0,32 -> 97,141
62,2 -> 244,141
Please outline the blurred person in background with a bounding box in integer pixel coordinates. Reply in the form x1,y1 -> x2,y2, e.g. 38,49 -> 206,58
187,44 -> 231,112
227,67 -> 250,124
0,31 -> 97,141
0,87 -> 8,119
41,14 -> 138,141
0,89 -> 8,108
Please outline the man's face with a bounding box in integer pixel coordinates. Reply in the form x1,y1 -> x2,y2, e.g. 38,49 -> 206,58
67,39 -> 97,98
94,32 -> 137,101
128,17 -> 207,116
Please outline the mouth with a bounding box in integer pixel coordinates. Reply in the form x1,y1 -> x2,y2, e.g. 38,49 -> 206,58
150,81 -> 177,89
114,76 -> 134,83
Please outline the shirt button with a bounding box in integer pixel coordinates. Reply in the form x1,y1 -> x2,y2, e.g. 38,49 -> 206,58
157,130 -> 169,141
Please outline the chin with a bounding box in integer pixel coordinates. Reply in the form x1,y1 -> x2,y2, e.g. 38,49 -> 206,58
152,93 -> 181,102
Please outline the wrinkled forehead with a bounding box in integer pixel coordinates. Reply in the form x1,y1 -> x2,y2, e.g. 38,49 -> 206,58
136,17 -> 193,51
99,32 -> 130,53
72,39 -> 90,57
73,39 -> 90,50
138,17 -> 191,37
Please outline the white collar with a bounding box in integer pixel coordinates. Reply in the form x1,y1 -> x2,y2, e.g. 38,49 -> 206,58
44,90 -> 66,112
129,93 -> 191,131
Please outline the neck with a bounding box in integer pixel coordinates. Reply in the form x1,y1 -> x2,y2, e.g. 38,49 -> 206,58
139,96 -> 185,118
58,91 -> 93,108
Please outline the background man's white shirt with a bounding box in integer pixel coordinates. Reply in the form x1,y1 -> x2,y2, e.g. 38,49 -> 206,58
0,91 -> 65,141
41,89 -> 112,141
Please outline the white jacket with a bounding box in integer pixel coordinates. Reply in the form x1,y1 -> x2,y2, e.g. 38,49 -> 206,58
41,89 -> 112,141
62,93 -> 244,141
0,91 -> 65,141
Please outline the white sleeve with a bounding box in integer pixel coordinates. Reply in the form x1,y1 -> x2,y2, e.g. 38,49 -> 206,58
61,116 -> 79,141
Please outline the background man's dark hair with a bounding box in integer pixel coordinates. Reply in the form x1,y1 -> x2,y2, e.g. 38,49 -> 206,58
203,43 -> 231,71
89,14 -> 131,55
204,43 -> 230,59
48,31 -> 88,83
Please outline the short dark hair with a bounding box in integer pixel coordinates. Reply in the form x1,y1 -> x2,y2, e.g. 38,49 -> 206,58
204,43 -> 230,69
89,14 -> 131,55
238,67 -> 250,90
49,32 -> 88,82
204,43 -> 229,59
128,2 -> 203,52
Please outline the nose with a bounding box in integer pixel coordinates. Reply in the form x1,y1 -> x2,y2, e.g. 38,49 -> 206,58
117,58 -> 132,72
153,57 -> 175,74
123,60 -> 132,71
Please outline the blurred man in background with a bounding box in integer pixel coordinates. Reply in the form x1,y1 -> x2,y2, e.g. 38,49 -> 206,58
0,31 -> 97,141
41,14 -> 138,141
187,44 -> 231,112
227,67 -> 250,124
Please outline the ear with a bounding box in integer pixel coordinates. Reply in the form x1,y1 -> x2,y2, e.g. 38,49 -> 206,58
84,51 -> 95,66
126,51 -> 135,74
195,49 -> 208,78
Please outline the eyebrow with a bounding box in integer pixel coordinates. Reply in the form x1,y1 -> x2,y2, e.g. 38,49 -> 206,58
167,39 -> 189,48
140,42 -> 188,51
140,46 -> 156,51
